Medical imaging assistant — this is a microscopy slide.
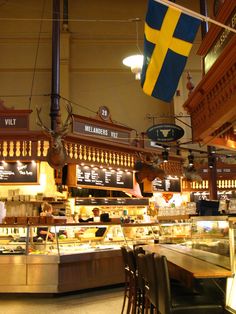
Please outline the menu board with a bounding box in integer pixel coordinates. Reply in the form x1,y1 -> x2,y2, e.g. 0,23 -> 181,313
75,197 -> 149,206
76,165 -> 133,189
0,161 -> 38,184
153,178 -> 181,192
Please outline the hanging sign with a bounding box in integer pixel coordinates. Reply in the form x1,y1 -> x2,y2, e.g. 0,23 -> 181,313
146,124 -> 184,142
0,116 -> 29,129
76,165 -> 133,189
75,198 -> 149,206
0,102 -> 32,131
153,177 -> 181,192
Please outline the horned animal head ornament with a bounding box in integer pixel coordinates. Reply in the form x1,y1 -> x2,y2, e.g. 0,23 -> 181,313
134,153 -> 166,183
36,103 -> 73,169
183,166 -> 202,183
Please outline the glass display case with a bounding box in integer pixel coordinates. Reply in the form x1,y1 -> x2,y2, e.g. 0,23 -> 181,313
121,223 -> 159,246
0,218 -> 233,295
226,218 -> 236,312
0,222 -> 160,257
161,216 -> 231,272
28,223 -> 125,256
189,216 -> 229,257
157,216 -> 230,256
157,216 -> 192,244
0,225 -> 28,255
25,222 -> 160,256
0,222 -> 160,293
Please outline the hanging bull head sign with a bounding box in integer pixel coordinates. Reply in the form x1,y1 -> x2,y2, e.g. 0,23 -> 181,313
36,104 -> 73,169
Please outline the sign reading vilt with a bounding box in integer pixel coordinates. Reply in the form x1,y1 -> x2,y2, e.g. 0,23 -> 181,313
0,116 -> 29,129
0,102 -> 31,131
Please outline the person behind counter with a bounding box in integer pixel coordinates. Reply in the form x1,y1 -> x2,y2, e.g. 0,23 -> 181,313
37,202 -> 54,240
79,207 -> 100,222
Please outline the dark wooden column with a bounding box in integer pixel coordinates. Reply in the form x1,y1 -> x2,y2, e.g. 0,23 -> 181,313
208,146 -> 218,200
50,0 -> 60,131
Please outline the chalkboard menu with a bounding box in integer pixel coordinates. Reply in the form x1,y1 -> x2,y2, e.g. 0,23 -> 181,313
75,197 -> 149,206
153,178 -> 181,192
76,165 -> 133,190
0,161 -> 38,184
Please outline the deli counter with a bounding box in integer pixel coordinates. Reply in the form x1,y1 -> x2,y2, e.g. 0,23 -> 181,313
0,222 -> 158,293
0,216 -> 235,299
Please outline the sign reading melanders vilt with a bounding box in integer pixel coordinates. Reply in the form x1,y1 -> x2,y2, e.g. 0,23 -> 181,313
76,165 -> 133,189
72,108 -> 133,144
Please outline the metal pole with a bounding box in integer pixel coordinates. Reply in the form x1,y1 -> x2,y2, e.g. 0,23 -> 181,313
50,0 -> 60,131
200,0 -> 208,38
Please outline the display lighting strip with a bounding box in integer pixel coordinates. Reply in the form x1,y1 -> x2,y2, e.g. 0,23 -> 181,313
0,160 -> 36,165
183,179 -> 236,190
78,163 -> 132,174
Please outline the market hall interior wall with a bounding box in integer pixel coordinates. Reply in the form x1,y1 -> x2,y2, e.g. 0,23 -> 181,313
0,0 -> 204,135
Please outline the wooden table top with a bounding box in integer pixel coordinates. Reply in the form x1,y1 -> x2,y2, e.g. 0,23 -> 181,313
143,244 -> 233,279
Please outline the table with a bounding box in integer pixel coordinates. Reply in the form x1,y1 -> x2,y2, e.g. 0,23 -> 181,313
143,244 -> 233,289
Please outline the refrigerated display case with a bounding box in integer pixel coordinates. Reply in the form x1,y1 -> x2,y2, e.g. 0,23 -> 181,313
226,218 -> 236,313
0,222 -> 160,293
0,217 -> 233,294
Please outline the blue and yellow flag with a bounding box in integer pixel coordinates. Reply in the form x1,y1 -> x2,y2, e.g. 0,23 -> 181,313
141,0 -> 201,102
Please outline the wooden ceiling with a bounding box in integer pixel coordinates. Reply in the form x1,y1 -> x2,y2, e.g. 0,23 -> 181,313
183,1 -> 236,152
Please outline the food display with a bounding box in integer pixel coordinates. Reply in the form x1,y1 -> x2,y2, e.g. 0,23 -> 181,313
0,245 -> 25,255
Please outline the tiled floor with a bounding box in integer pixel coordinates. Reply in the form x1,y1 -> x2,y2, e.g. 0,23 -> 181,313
0,286 -> 124,314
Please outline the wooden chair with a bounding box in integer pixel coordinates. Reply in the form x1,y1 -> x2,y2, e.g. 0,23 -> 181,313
121,246 -> 132,314
134,247 -> 146,314
135,252 -> 159,314
120,246 -> 138,314
155,254 -> 224,314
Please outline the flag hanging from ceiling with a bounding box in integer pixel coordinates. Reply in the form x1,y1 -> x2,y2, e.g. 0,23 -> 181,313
141,0 -> 201,103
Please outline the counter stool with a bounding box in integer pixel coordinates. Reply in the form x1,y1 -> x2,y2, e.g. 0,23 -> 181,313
133,248 -> 146,314
121,246 -> 138,314
121,246 -> 131,314
155,254 -> 224,314
143,252 -> 158,314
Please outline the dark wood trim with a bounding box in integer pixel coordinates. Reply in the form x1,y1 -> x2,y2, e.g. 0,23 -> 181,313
183,35 -> 236,146
198,1 -> 236,56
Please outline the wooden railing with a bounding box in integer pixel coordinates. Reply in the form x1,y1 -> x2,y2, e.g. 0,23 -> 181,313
0,139 -> 136,169
64,142 -> 135,168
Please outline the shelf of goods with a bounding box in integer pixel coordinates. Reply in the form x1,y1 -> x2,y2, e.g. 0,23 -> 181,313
3,200 -> 67,225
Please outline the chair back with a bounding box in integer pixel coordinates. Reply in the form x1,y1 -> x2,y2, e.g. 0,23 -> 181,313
120,246 -> 129,265
135,250 -> 145,290
125,247 -> 135,273
134,245 -> 145,259
145,252 -> 158,307
155,254 -> 172,314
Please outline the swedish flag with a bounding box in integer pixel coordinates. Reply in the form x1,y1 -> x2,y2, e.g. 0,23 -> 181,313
141,0 -> 201,102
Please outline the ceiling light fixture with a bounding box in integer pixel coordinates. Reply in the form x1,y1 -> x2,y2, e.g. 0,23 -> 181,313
188,150 -> 194,166
122,54 -> 144,80
208,154 -> 215,169
162,149 -> 169,163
